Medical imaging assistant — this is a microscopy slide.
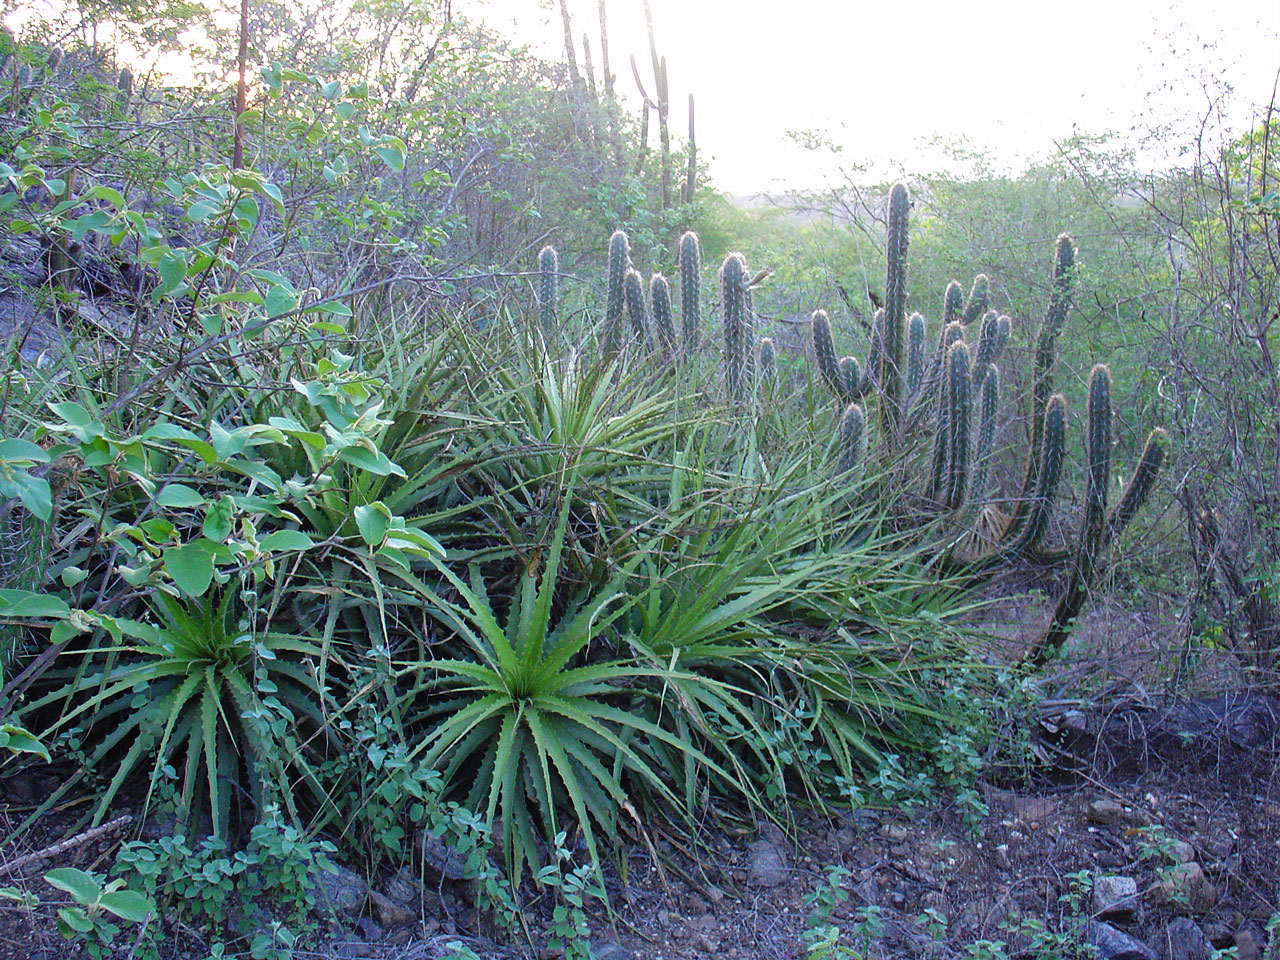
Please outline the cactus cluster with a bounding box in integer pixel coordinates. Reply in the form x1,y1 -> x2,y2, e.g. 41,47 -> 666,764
537,184 -> 1167,655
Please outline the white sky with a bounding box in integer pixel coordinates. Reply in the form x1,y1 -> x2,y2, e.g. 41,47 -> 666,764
474,0 -> 1280,192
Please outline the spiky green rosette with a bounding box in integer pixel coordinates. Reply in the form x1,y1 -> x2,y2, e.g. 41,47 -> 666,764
604,229 -> 630,355
837,403 -> 867,478
650,273 -> 676,352
944,341 -> 972,509
839,356 -> 862,404
678,230 -> 701,353
720,253 -> 752,405
880,182 -> 910,439
1005,394 -> 1067,558
971,364 -> 1000,506
943,280 -> 964,324
624,267 -> 649,345
810,309 -> 839,395
1107,428 -> 1168,540
759,337 -> 776,382
907,312 -> 926,399
538,245 -> 558,337
960,274 -> 989,327
1013,235 -> 1075,529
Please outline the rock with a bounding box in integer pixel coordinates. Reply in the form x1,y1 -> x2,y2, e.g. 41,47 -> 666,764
1014,796 -> 1057,823
1233,924 -> 1266,960
354,915 -> 383,942
1145,863 -> 1217,914
416,829 -> 469,879
310,865 -> 368,919
370,889 -> 416,926
381,867 -> 420,907
590,939 -> 631,960
878,823 -> 909,841
1168,841 -> 1196,864
1092,876 -> 1139,919
1085,799 -> 1131,826
1159,919 -> 1208,960
746,839 -> 789,887
1087,920 -> 1159,960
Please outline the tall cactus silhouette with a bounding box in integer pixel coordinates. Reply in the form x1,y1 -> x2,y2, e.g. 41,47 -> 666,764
1004,394 -> 1067,559
538,245 -> 558,337
720,253 -> 752,405
650,273 -> 676,352
678,230 -> 701,353
624,267 -> 649,345
943,280 -> 964,324
118,67 -> 134,111
604,229 -> 630,355
811,309 -> 839,395
880,182 -> 910,440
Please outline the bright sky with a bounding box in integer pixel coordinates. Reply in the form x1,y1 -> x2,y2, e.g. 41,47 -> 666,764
474,0 -> 1280,192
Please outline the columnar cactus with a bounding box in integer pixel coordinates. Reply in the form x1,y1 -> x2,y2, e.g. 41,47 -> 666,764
759,337 -> 776,382
837,403 -> 867,479
604,229 -> 630,355
971,364 -> 999,507
624,267 -> 649,345
971,312 -> 1000,382
650,273 -> 676,352
1004,394 -> 1067,559
943,280 -> 964,324
944,341 -> 972,510
678,230 -> 701,353
865,309 -> 885,395
880,182 -> 910,440
811,310 -> 839,395
839,356 -> 862,404
720,253 -> 752,405
538,245 -> 558,337
960,274 -> 989,327
1011,234 -> 1076,533
907,312 -> 926,399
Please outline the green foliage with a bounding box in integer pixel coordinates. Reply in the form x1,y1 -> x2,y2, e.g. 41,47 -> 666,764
44,867 -> 154,960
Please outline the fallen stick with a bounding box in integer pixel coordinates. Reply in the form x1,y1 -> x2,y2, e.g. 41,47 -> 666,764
0,814 -> 133,877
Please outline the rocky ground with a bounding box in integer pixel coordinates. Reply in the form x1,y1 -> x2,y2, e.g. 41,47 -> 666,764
0,687 -> 1276,960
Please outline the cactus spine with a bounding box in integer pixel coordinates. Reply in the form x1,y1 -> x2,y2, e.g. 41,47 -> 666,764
837,403 -> 867,479
759,337 -> 776,382
678,230 -> 701,353
880,182 -> 910,441
538,245 -> 558,337
720,253 -> 752,405
624,267 -> 649,345
650,273 -> 676,352
604,229 -> 629,355
907,312 -> 925,399
811,309 -> 839,395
